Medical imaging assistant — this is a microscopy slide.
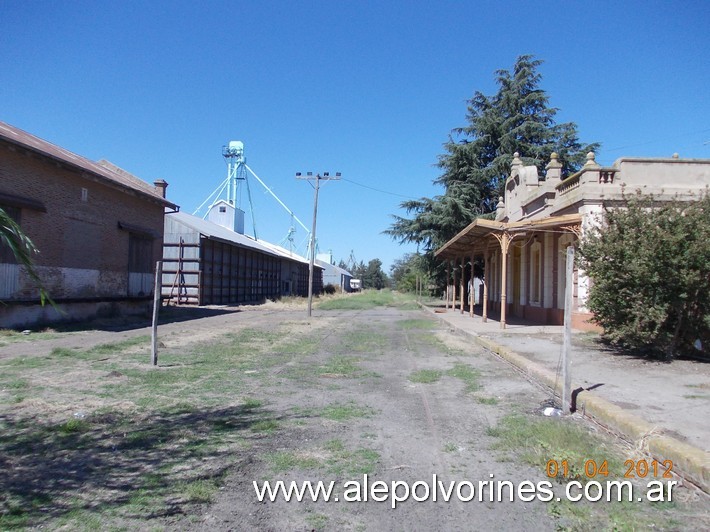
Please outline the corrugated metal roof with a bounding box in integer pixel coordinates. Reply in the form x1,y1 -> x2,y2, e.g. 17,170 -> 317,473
315,259 -> 351,276
167,211 -> 304,260
0,120 -> 177,209
258,240 -> 313,267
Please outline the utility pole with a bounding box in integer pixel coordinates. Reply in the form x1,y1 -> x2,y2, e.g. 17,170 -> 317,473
561,245 -> 574,414
296,171 -> 341,317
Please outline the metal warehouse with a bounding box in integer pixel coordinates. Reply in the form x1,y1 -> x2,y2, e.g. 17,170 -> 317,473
161,211 -> 322,305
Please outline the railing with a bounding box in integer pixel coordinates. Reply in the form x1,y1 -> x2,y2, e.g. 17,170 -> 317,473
599,170 -> 617,184
557,174 -> 581,196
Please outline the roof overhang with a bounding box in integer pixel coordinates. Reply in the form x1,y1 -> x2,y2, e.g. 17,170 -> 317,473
435,214 -> 582,260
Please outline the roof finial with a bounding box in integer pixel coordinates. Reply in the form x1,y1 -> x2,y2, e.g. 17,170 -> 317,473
511,152 -> 523,168
584,151 -> 600,168
546,152 -> 562,169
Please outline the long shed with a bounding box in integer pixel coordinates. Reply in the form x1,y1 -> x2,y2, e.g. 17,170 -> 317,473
161,211 -> 322,305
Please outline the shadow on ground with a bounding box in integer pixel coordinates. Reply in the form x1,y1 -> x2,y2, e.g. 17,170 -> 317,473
0,402 -> 287,527
21,306 -> 242,334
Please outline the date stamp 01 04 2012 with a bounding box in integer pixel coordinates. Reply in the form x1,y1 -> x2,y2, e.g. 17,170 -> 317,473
546,459 -> 674,480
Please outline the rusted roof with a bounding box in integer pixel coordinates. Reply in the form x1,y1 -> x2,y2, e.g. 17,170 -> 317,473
0,120 -> 177,209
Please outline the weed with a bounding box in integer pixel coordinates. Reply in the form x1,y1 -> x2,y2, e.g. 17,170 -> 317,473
338,329 -> 389,355
86,336 -> 150,356
408,369 -> 442,383
181,478 -> 220,503
320,402 -> 375,421
446,363 -> 481,393
243,397 -> 263,409
324,439 -> 380,477
4,377 -> 30,390
251,419 -> 279,433
266,451 -> 321,472
305,512 -> 329,531
317,290 -> 395,310
487,414 -> 617,480
51,347 -> 79,357
487,412 -> 688,531
397,319 -> 436,330
58,418 -> 89,434
475,396 -> 498,405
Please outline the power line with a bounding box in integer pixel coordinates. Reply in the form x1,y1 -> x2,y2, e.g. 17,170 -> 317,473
604,128 -> 710,153
341,177 -> 423,200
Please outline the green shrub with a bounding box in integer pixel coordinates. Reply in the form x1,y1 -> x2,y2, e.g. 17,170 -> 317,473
579,190 -> 709,359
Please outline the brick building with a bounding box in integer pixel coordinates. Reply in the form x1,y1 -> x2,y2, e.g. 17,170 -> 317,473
0,121 -> 177,327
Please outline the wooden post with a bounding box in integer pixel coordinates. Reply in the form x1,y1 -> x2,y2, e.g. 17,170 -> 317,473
499,234 -> 509,329
482,252 -> 489,322
459,257 -> 465,314
151,260 -> 163,366
445,262 -> 450,309
561,246 -> 574,414
453,261 -> 458,310
469,253 -> 475,317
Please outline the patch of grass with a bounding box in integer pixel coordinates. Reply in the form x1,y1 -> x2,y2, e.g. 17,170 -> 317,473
58,418 -> 90,434
317,291 -> 392,310
338,329 -> 389,355
181,478 -> 220,503
266,451 -> 321,472
243,397 -> 263,409
318,355 -> 370,378
443,442 -> 458,453
251,419 -> 279,433
305,512 -> 329,531
446,363 -> 481,393
408,369 -> 442,383
4,377 -> 30,390
50,347 -> 81,357
86,335 -> 150,356
0,328 -> 63,344
397,318 -> 436,330
0,321 -> 330,529
324,439 -> 380,477
487,413 -> 624,480
320,402 -> 375,421
475,396 -> 498,405
487,413 -> 689,530
273,335 -> 321,356
3,355 -> 52,369
55,507 -> 104,531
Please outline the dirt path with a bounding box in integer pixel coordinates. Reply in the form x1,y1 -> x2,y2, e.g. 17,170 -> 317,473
191,307 -> 557,530
3,303 -> 706,530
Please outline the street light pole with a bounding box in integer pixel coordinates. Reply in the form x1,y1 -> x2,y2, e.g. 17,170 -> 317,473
296,171 -> 341,317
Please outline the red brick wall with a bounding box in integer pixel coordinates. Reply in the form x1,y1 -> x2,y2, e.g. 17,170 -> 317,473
0,142 -> 165,301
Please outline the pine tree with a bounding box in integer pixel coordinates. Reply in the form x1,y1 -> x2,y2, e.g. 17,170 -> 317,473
386,55 -> 598,253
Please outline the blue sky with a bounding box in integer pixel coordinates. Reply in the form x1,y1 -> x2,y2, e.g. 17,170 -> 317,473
2,1 -> 708,271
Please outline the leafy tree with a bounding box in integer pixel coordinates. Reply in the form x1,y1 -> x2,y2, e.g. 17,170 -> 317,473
362,258 -> 389,290
386,55 -> 598,254
578,190 -> 710,359
390,253 -> 428,292
0,207 -> 52,305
